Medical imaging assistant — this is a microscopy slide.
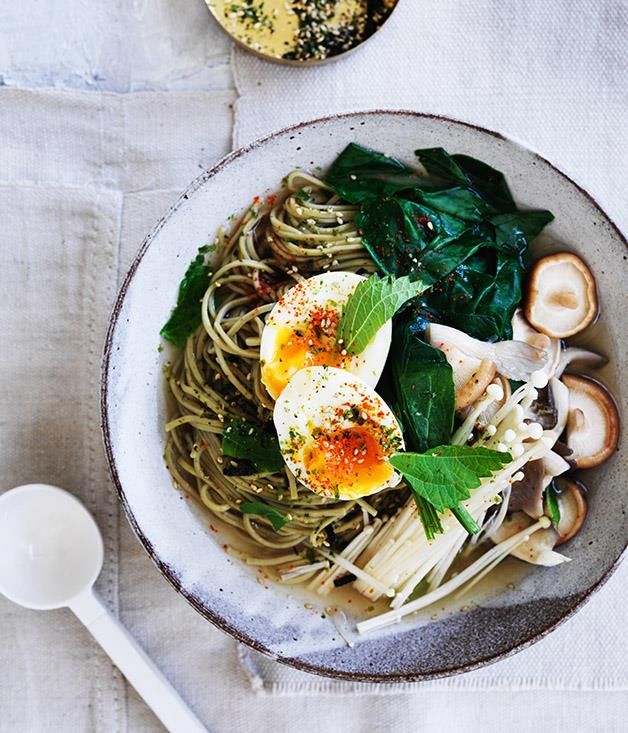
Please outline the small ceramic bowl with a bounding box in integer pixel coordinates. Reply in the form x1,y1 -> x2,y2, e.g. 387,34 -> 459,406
102,111 -> 626,682
205,0 -> 401,66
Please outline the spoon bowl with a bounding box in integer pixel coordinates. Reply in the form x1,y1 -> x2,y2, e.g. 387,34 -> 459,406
0,484 -> 103,610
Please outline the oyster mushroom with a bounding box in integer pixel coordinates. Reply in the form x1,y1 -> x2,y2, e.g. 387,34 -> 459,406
562,374 -> 619,468
455,359 -> 497,411
509,450 -> 570,519
523,376 -> 569,437
429,340 -> 497,411
512,308 -> 561,379
554,478 -> 588,545
526,384 -> 558,431
427,323 -> 548,383
490,512 -> 569,566
549,377 -> 570,439
525,252 -> 598,338
555,346 -> 607,379
509,459 -> 545,518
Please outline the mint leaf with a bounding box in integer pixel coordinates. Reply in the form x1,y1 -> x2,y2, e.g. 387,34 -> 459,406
390,445 -> 511,528
240,502 -> 288,531
337,274 -> 426,355
222,419 -> 284,474
160,250 -> 211,347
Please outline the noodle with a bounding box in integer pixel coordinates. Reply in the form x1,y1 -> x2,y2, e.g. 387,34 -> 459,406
164,171 -> 408,569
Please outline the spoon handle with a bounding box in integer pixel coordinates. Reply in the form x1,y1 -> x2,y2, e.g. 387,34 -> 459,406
70,588 -> 207,733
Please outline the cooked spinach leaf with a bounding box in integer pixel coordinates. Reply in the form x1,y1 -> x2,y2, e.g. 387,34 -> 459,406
325,143 -> 553,342
222,419 -> 284,474
326,143 -> 420,202
355,196 -> 472,281
416,148 -> 517,213
160,250 -> 211,347
240,502 -> 288,531
416,249 -> 524,341
381,316 -> 455,453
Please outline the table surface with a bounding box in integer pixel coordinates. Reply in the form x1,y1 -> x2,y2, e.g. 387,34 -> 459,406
2,2 -> 627,732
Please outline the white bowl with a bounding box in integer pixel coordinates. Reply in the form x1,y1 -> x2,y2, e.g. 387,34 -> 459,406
102,111 -> 627,681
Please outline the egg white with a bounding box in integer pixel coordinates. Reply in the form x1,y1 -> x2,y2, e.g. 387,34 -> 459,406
274,366 -> 404,500
259,271 -> 392,399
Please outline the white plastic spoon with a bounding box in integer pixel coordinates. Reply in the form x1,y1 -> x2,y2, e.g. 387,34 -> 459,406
0,484 -> 207,733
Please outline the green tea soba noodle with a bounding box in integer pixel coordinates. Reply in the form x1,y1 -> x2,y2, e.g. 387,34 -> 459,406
164,171 -> 407,574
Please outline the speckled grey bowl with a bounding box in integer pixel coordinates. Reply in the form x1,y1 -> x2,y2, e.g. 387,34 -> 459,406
101,111 -> 627,682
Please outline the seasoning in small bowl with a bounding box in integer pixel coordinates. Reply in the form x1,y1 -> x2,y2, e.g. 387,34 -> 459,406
206,0 -> 400,65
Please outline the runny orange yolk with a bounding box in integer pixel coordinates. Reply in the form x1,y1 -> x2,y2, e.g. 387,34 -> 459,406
302,427 -> 394,499
261,323 -> 346,399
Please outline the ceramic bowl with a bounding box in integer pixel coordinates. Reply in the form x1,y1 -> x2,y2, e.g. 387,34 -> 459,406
101,111 -> 627,681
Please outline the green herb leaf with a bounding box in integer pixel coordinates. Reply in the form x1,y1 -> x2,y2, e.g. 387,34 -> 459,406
222,419 -> 284,474
545,481 -> 561,526
389,445 -> 511,533
450,504 -> 482,536
412,494 -> 443,541
240,502 -> 288,531
337,274 -> 426,355
160,250 -> 211,347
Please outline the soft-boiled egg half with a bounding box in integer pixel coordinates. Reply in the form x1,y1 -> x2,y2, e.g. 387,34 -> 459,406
274,366 -> 404,500
259,272 -> 392,400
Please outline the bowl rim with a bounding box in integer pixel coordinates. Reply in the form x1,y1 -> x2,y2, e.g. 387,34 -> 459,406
100,109 -> 627,683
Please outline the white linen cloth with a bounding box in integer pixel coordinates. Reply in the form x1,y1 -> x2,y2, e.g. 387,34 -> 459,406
232,0 -> 628,696
0,87 -> 236,733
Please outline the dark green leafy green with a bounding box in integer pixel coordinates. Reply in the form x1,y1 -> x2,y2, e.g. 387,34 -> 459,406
354,196 -> 473,281
221,419 -> 284,474
325,143 -> 554,343
389,445 -> 511,536
160,249 -> 211,347
417,147 -> 517,212
545,481 -> 561,526
381,316 -> 455,453
240,502 -> 288,531
326,143 -> 421,202
327,143 -> 554,490
337,274 -> 426,355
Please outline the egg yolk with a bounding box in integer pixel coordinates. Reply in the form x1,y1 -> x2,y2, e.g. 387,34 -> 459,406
261,318 -> 346,399
302,427 -> 394,499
